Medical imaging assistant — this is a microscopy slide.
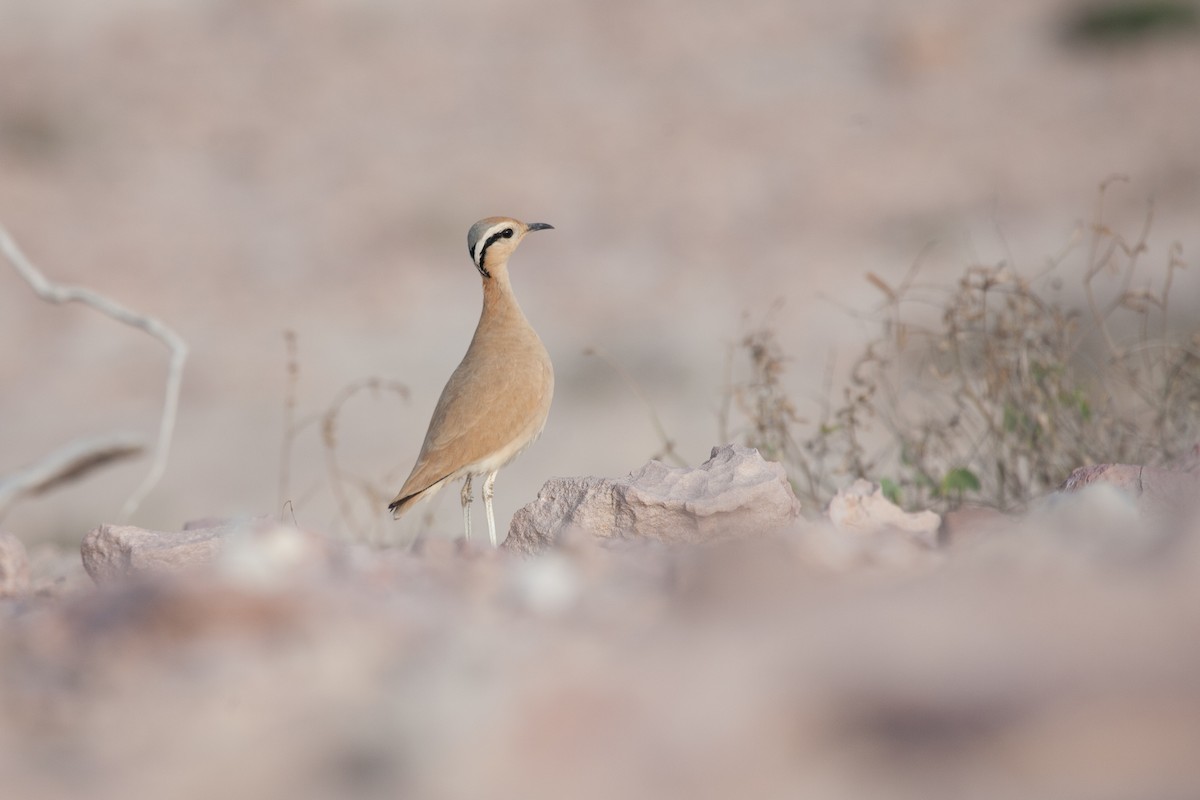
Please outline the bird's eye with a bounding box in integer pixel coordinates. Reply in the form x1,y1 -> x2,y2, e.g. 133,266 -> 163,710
501,228 -> 514,238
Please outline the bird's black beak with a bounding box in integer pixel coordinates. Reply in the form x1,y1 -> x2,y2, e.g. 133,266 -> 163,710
526,222 -> 554,232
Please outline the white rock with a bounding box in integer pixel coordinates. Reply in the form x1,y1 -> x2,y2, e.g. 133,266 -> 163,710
828,479 -> 941,547
505,445 -> 802,554
81,519 -> 334,585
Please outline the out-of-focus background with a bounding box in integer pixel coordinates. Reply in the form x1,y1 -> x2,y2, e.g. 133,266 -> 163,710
2,0 -> 1198,540
4,4 -> 1200,799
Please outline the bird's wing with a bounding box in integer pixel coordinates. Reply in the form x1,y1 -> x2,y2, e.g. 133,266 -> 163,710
390,346 -> 550,504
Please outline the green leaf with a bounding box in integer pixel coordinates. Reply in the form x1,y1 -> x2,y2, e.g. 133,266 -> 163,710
879,478 -> 902,505
940,467 -> 981,495
1064,1 -> 1199,46
1056,388 -> 1094,422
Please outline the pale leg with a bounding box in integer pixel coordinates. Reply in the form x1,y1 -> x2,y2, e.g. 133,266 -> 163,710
483,471 -> 498,547
460,474 -> 473,541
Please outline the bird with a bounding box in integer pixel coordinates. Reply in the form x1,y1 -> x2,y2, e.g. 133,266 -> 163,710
388,216 -> 555,546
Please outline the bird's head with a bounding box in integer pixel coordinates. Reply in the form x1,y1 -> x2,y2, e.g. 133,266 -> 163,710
467,217 -> 554,279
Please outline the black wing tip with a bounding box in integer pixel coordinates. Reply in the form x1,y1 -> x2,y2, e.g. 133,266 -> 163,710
388,495 -> 415,517
388,473 -> 452,517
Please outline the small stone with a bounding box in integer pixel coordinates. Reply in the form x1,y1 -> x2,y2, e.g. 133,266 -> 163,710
80,519 -> 334,585
82,524 -> 226,584
828,479 -> 941,547
1059,463 -> 1200,526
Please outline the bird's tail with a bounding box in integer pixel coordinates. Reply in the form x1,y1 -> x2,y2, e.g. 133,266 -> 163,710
388,474 -> 451,519
387,494 -> 415,519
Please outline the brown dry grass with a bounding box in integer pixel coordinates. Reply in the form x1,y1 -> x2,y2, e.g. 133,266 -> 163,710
277,330 -> 411,544
726,178 -> 1199,513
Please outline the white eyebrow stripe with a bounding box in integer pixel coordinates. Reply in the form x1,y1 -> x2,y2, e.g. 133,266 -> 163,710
473,223 -> 513,268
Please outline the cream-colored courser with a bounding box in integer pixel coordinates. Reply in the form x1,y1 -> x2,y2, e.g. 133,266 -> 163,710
388,217 -> 554,546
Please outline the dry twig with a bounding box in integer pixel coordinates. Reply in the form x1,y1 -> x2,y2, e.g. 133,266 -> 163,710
276,331 -> 410,541
0,225 -> 187,519
0,433 -> 145,517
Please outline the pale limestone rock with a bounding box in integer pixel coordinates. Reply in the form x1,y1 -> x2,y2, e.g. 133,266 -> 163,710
505,445 -> 801,554
81,519 -> 333,585
1059,463 -> 1200,525
82,524 -> 226,584
828,479 -> 941,547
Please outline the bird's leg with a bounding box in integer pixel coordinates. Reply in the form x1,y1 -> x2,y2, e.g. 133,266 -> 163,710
483,471 -> 498,547
460,474 -> 473,541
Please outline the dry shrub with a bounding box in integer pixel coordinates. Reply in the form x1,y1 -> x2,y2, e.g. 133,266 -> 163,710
278,330 -> 411,542
728,178 -> 1199,512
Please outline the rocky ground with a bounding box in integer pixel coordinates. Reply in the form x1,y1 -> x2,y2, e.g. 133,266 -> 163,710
3,2 -> 1199,794
3,449 -> 1199,799
2,0 -> 1199,541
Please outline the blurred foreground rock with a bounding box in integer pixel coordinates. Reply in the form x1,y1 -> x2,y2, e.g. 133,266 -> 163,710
0,531 -> 31,595
82,519 -> 336,586
1059,463 -> 1200,525
828,478 -> 941,546
504,445 -> 802,554
3,475 -> 1200,800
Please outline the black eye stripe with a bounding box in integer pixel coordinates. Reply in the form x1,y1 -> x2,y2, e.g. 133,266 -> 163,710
475,227 -> 513,277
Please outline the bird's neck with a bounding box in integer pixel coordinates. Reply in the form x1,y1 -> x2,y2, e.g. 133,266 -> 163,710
480,264 -> 528,327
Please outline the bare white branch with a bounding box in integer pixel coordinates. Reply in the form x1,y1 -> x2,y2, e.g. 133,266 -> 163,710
0,225 -> 188,520
0,433 -> 145,518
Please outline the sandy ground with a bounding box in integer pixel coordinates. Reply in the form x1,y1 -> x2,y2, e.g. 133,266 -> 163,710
1,0 -> 1198,540
4,486 -> 1200,799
